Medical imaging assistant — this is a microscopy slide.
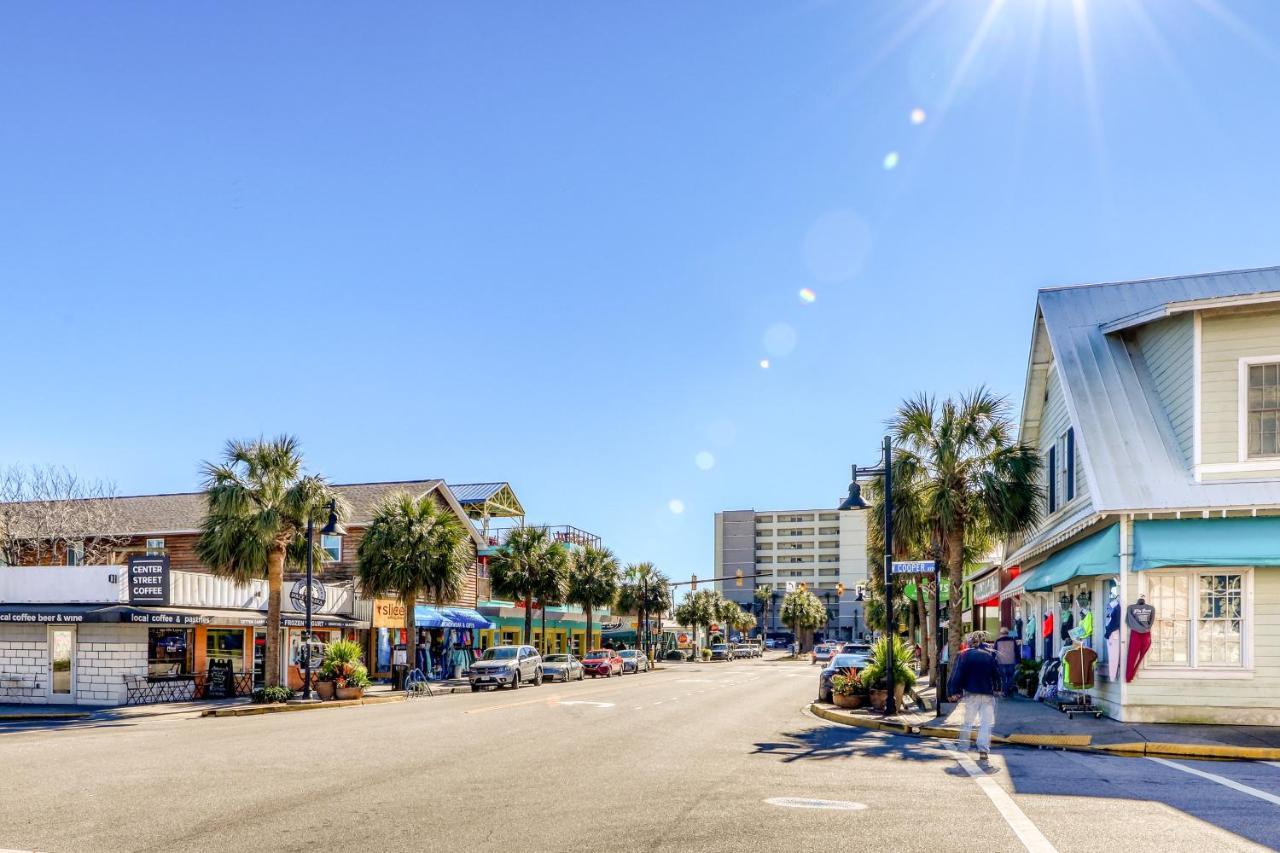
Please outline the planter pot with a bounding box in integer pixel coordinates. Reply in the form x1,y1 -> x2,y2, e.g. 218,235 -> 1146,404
315,681 -> 335,701
335,686 -> 363,701
833,693 -> 864,709
869,684 -> 906,711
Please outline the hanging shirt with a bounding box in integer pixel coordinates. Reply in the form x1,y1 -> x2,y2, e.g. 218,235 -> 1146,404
1059,611 -> 1074,642
1062,646 -> 1098,689
1042,613 -> 1054,638
1126,602 -> 1155,633
1105,599 -> 1121,638
1078,610 -> 1094,639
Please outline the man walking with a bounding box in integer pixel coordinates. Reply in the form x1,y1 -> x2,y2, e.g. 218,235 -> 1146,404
993,628 -> 1019,697
947,631 -> 1000,761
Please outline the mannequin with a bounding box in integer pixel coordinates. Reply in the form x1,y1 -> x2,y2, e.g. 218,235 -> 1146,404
1059,604 -> 1074,642
1042,611 -> 1054,660
1124,595 -> 1156,682
1104,589 -> 1121,680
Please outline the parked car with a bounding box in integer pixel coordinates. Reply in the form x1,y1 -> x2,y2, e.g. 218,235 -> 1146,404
818,653 -> 866,703
709,643 -> 732,661
618,649 -> 650,673
731,644 -> 754,659
840,643 -> 871,656
469,645 -> 543,691
541,653 -> 585,682
811,643 -> 836,665
582,649 -> 623,678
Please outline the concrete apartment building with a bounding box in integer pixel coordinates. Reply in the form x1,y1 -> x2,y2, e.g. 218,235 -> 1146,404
714,506 -> 869,642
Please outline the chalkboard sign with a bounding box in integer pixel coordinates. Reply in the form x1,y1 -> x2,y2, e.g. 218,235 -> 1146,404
205,659 -> 235,699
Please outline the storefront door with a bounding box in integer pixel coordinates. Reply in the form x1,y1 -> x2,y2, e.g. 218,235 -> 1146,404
46,625 -> 76,703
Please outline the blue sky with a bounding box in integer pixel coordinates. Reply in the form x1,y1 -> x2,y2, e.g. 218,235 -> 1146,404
3,2 -> 1280,587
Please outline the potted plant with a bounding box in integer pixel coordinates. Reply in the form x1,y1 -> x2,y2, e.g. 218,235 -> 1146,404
830,672 -> 866,709
335,664 -> 370,700
1015,659 -> 1042,698
319,639 -> 363,700
861,636 -> 917,712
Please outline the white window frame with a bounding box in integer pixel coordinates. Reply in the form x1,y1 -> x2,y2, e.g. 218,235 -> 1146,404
145,538 -> 165,555
1136,568 -> 1253,679
320,534 -> 342,563
1238,355 -> 1280,464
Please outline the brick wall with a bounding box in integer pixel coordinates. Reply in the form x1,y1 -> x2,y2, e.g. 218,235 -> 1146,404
0,624 -> 48,702
75,624 -> 147,705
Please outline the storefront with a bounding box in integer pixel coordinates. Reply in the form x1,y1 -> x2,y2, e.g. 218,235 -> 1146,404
475,600 -> 607,656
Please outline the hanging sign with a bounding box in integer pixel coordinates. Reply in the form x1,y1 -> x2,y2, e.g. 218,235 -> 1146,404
972,573 -> 1001,604
289,578 -> 327,613
373,598 -> 407,629
127,555 -> 170,606
891,560 -> 936,575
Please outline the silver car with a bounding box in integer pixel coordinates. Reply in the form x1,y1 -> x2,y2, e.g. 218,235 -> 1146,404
618,649 -> 649,673
542,653 -> 585,682
469,645 -> 543,691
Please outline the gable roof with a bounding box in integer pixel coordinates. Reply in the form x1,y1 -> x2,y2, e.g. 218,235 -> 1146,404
1031,264 -> 1280,512
447,482 -> 525,518
1,479 -> 484,545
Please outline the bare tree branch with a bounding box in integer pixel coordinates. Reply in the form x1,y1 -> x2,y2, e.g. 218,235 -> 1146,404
0,465 -> 130,566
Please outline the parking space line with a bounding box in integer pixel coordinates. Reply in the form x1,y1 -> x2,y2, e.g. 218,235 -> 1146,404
944,744 -> 1058,853
1148,757 -> 1280,806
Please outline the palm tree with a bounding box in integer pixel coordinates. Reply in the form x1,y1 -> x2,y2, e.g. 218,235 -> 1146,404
888,388 -> 1042,664
356,492 -> 473,680
533,544 -> 569,654
724,602 -> 755,642
489,526 -> 553,646
780,588 -> 827,653
618,562 -> 669,657
680,588 -> 721,652
566,545 -> 620,654
754,586 -> 772,641
194,436 -> 348,688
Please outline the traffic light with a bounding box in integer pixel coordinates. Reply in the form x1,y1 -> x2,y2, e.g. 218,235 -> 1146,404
798,581 -> 807,591
691,574 -> 697,590
735,570 -> 743,588
836,582 -> 845,597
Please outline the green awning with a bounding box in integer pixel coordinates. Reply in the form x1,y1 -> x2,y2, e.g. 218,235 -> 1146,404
1133,517 -> 1280,570
1024,524 -> 1119,591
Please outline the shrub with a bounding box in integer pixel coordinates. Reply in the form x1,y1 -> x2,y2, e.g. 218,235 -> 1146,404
252,686 -> 295,704
831,671 -> 866,697
860,636 -> 917,692
700,648 -> 712,661
1015,659 -> 1042,695
319,639 -> 363,679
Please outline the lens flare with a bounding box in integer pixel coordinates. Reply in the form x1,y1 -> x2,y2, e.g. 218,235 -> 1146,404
759,359 -> 770,369
668,499 -> 685,515
798,288 -> 816,303
695,451 -> 715,471
883,151 -> 900,170
911,107 -> 927,125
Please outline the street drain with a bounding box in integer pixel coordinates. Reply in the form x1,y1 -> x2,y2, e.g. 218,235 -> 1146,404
764,797 -> 867,811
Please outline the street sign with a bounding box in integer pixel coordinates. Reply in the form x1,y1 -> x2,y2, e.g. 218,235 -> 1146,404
785,581 -> 796,592
891,560 -> 936,575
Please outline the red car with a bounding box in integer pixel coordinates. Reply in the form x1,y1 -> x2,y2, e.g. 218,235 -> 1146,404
581,649 -> 623,678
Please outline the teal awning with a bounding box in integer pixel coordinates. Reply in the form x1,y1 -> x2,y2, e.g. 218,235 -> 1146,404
1133,517 -> 1280,570
1025,525 -> 1119,591
415,605 -> 494,629
1000,567 -> 1036,599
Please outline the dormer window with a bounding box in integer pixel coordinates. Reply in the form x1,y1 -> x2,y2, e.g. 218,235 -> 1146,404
1246,361 -> 1280,458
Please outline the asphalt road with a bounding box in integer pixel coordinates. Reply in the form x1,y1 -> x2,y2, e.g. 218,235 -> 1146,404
3,655 -> 1280,852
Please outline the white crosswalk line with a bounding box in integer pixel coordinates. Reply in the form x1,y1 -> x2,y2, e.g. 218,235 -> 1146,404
945,743 -> 1058,853
1149,757 -> 1280,806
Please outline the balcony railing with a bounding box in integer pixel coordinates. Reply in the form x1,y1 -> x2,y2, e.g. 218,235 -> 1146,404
484,525 -> 601,550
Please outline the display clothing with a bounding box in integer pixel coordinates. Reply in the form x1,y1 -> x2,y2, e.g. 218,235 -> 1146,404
1042,613 -> 1053,638
1062,646 -> 1098,689
1078,610 -> 1093,639
1126,602 -> 1155,633
1106,634 -> 1120,680
1059,611 -> 1074,642
1125,630 -> 1152,681
1104,599 -> 1121,637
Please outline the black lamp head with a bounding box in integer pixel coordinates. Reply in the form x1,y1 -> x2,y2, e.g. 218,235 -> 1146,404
838,479 -> 867,511
320,498 -> 345,536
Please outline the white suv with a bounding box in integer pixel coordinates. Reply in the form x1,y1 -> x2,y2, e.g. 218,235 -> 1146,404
469,645 -> 543,691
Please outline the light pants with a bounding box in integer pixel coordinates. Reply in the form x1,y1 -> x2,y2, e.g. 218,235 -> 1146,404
959,692 -> 995,752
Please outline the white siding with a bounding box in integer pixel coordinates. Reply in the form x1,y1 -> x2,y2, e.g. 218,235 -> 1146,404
1201,307 -> 1280,468
1028,363 -> 1092,543
1135,313 -> 1195,466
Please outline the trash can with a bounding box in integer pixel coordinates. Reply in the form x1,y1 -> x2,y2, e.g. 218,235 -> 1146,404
392,664 -> 408,691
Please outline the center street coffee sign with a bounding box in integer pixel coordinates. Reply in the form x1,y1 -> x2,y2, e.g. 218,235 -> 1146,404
127,555 -> 170,606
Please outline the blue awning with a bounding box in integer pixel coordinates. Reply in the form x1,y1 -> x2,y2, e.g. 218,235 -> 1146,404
1025,524 -> 1119,591
1133,517 -> 1280,570
414,605 -> 494,629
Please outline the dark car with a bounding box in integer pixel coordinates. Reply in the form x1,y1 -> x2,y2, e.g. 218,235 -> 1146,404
582,649 -> 623,678
818,653 -> 867,703
709,643 -> 731,661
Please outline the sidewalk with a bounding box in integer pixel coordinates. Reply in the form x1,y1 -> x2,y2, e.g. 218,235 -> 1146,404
812,689 -> 1280,760
0,695 -> 250,724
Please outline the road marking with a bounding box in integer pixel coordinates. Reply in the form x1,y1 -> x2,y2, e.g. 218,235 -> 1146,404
559,701 -> 614,709
945,744 -> 1058,853
764,797 -> 866,811
1149,757 -> 1280,806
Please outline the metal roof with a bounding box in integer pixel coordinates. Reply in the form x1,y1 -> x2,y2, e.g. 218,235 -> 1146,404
1035,264 -> 1280,512
447,482 -> 525,518
447,483 -> 508,504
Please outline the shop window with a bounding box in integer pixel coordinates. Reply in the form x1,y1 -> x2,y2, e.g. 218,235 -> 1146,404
65,541 -> 85,566
146,538 -> 165,555
321,534 -> 342,562
206,628 -> 246,673
1198,574 -> 1243,666
148,628 -> 192,676
1144,571 -> 1247,669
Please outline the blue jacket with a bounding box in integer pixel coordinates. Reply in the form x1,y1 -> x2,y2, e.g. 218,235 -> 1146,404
947,646 -> 1000,697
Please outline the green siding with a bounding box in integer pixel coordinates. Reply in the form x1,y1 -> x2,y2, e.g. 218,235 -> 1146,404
1135,313 -> 1195,466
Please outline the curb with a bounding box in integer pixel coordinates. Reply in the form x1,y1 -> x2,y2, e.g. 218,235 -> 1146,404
0,712 -> 92,722
809,703 -> 1280,761
203,694 -> 407,717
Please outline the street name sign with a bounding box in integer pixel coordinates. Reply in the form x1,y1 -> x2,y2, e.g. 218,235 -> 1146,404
891,560 -> 936,575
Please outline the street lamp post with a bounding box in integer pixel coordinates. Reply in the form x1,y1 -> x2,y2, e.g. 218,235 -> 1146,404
301,499 -> 342,701
839,435 -> 896,716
